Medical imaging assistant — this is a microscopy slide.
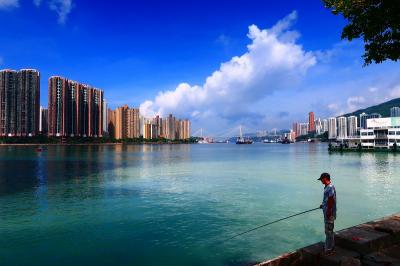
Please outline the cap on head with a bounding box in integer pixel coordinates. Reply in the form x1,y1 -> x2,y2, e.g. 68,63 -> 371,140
318,172 -> 330,181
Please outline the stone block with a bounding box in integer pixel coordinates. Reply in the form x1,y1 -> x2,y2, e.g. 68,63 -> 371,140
300,242 -> 360,266
368,215 -> 400,243
335,224 -> 392,255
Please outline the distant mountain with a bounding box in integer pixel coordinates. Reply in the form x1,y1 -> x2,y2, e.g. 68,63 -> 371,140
342,97 -> 400,118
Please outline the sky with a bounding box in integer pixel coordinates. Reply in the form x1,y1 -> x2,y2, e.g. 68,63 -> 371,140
1,0 -> 400,135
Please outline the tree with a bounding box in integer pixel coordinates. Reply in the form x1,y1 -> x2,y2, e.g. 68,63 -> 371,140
323,0 -> 400,65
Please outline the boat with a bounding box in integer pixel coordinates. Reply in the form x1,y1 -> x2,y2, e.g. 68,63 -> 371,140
263,139 -> 277,143
236,126 -> 253,144
281,137 -> 291,144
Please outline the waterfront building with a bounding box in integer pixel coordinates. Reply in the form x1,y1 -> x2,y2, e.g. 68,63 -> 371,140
299,123 -> 308,136
0,69 -> 40,137
292,123 -> 298,138
328,117 -> 337,139
347,116 -> 358,137
107,108 -> 116,138
315,118 -> 322,135
48,76 -> 103,137
308,112 -> 315,133
114,105 -> 140,139
337,116 -> 348,139
165,114 -> 176,140
390,107 -> 400,117
359,118 -> 400,149
103,99 -> 108,135
39,106 -> 48,134
322,119 -> 328,133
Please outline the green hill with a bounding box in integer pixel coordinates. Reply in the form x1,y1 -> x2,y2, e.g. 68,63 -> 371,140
342,97 -> 400,117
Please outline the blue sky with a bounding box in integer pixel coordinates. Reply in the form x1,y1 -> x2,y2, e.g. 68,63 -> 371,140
1,0 -> 400,134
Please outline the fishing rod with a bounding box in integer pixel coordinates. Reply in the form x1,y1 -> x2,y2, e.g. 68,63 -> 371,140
222,207 -> 320,242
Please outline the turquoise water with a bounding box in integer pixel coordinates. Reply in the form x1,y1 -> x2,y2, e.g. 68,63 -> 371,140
1,143 -> 399,265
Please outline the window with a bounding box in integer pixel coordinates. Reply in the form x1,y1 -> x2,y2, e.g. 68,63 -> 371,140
368,132 -> 374,136
389,131 -> 395,135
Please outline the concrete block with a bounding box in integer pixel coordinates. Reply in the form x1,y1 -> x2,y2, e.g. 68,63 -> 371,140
300,242 -> 360,266
335,224 -> 392,255
368,215 -> 400,243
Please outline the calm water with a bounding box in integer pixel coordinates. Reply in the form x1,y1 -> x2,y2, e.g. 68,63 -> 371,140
1,143 -> 399,265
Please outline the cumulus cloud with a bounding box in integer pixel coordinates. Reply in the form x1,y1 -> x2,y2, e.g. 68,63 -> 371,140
140,11 -> 316,130
347,96 -> 366,111
0,0 -> 18,9
49,0 -> 73,24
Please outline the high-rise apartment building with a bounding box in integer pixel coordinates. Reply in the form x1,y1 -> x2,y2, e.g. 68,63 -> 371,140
299,123 -> 308,136
39,106 -> 48,134
165,114 -> 176,140
308,112 -> 315,133
328,117 -> 337,139
315,118 -> 322,135
107,108 -> 116,138
347,115 -> 358,137
347,116 -> 358,137
114,105 -> 140,139
0,69 -> 40,137
322,119 -> 328,133
390,107 -> 400,117
103,99 -> 108,135
360,112 -> 381,129
48,76 -> 103,137
337,116 -> 348,139
292,122 -> 298,138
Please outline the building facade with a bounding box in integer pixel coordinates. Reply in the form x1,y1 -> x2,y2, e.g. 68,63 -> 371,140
39,106 -> 48,134
308,112 -> 315,133
347,115 -> 358,137
113,105 -> 140,139
0,69 -> 40,137
48,76 -> 103,137
337,116 -> 348,139
390,107 -> 400,117
328,117 -> 337,139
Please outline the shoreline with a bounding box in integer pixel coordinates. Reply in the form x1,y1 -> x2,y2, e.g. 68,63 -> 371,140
0,142 -> 195,146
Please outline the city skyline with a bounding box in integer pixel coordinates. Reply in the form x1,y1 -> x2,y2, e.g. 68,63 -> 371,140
1,1 -> 400,134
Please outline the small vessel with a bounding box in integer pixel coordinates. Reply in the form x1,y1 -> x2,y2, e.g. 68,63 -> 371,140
236,126 -> 253,144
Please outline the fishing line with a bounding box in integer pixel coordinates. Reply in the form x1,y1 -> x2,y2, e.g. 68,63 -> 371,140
221,207 -> 320,242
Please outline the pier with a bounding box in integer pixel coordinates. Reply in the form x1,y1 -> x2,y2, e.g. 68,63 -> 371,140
256,213 -> 400,265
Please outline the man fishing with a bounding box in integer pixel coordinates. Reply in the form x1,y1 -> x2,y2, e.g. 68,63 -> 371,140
318,172 -> 337,255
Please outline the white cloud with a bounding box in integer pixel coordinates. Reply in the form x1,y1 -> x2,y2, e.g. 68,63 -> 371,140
49,0 -> 73,24
0,0 -> 18,9
140,11 -> 316,131
347,96 -> 365,111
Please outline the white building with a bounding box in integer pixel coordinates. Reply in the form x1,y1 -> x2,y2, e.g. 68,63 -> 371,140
315,118 -> 322,135
299,123 -> 308,136
322,119 -> 328,133
359,117 -> 400,149
347,116 -> 358,137
337,117 -> 348,139
328,117 -> 337,139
